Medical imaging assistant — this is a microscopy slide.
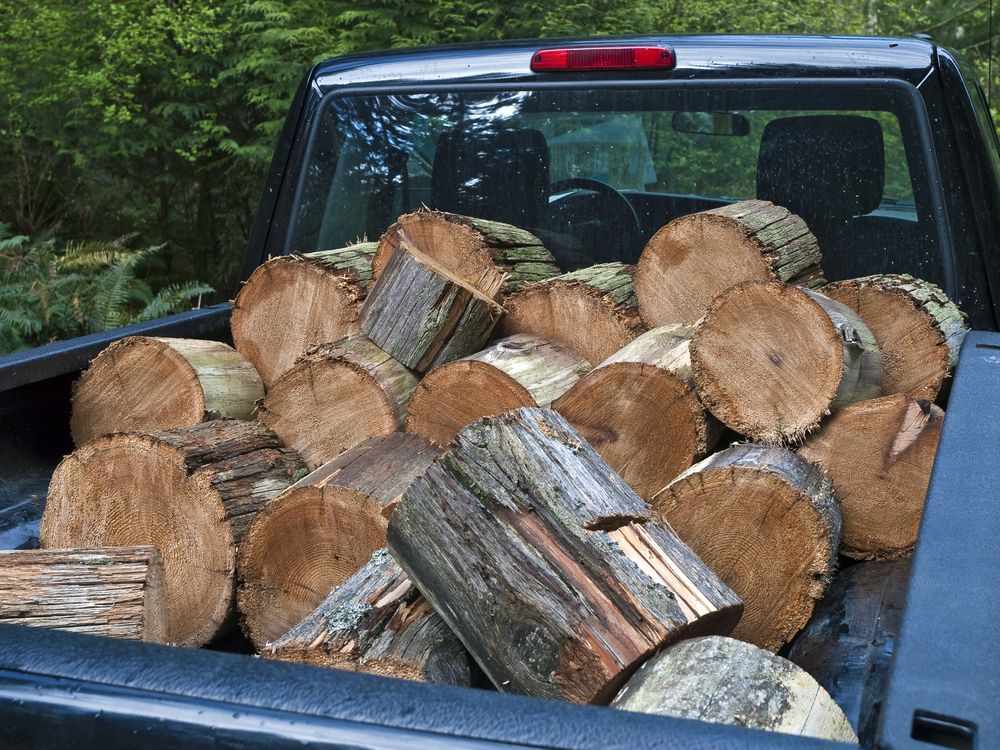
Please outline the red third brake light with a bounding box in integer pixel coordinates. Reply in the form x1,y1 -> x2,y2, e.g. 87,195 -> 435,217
530,46 -> 675,72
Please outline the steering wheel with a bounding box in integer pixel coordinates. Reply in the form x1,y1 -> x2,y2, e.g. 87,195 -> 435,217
543,177 -> 644,267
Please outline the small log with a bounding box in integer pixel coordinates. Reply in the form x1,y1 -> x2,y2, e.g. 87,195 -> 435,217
41,420 -> 306,647
0,546 -> 167,642
651,443 -> 841,651
389,407 -> 743,704
799,395 -> 944,560
788,558 -> 911,747
231,242 -> 377,387
71,336 -> 264,446
553,325 -> 720,500
360,241 -> 505,373
237,433 -> 442,650
691,281 -> 884,444
405,335 -> 592,446
612,636 -> 857,743
823,274 -> 968,399
265,549 -> 471,685
258,333 -> 419,470
635,200 -> 824,327
499,262 -> 643,364
374,210 -> 560,293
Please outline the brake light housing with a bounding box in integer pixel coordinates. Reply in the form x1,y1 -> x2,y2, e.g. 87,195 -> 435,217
530,46 -> 675,73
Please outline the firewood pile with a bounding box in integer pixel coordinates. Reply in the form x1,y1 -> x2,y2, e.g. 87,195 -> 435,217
11,201 -> 970,744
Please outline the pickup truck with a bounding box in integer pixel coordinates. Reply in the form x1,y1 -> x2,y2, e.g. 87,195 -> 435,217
0,35 -> 997,750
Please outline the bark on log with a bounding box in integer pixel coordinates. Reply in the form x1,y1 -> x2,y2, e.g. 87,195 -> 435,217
553,325 -> 720,500
499,262 -> 644,364
636,200 -> 824,327
823,274 -> 968,400
651,444 -> 841,652
360,241 -> 505,373
0,546 -> 167,642
374,210 -> 560,293
258,333 -> 419,470
405,335 -> 592,446
265,549 -> 471,685
612,636 -> 857,743
691,281 -> 884,444
799,395 -> 943,560
788,558 -> 911,747
231,242 -> 377,387
41,420 -> 306,647
388,407 -> 743,704
237,433 -> 441,650
71,336 -> 264,446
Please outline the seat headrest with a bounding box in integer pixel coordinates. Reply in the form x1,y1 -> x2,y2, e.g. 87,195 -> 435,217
756,115 -> 885,222
431,128 -> 550,229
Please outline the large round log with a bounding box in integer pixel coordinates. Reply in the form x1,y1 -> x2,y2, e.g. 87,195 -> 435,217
612,636 -> 857,743
499,262 -> 643,364
823,274 -> 968,399
405,335 -> 592,446
41,420 -> 306,647
71,337 -> 264,446
258,334 -> 418,469
237,433 -> 442,650
691,281 -> 883,443
231,243 -> 376,387
799,395 -> 944,560
636,200 -> 824,327
651,443 -> 841,651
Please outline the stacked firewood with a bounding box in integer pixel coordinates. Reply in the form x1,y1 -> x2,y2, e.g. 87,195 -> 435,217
13,201 -> 970,745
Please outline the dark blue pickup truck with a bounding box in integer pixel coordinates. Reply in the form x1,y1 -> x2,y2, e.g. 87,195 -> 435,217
1,35 -> 998,750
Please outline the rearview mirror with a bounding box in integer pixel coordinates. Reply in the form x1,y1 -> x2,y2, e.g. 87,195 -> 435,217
671,111 -> 750,136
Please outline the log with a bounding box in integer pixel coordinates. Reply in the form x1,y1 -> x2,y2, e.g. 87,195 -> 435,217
374,210 -> 560,293
405,335 -> 592,446
612,636 -> 857,743
823,274 -> 968,399
71,336 -> 264,446
388,407 -> 744,704
691,281 -> 884,443
360,241 -> 505,373
237,433 -> 442,650
788,558 -> 911,747
231,242 -> 377,387
499,262 -> 643,364
553,325 -> 720,500
265,549 -> 471,685
799,395 -> 944,560
635,199 -> 824,327
0,546 -> 167,642
651,443 -> 841,651
258,333 -> 419,470
41,420 -> 306,647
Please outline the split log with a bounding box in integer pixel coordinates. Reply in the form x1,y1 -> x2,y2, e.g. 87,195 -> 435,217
788,558 -> 911,747
0,546 -> 167,642
405,335 -> 592,446
799,395 -> 944,560
613,636 -> 857,743
374,210 -> 559,293
651,443 -> 841,651
71,337 -> 264,446
265,549 -> 470,685
231,242 -> 377,387
258,333 -> 419,469
360,241 -> 505,373
553,325 -> 720,500
237,433 -> 441,650
41,420 -> 306,647
635,200 -> 824,327
823,274 -> 968,399
499,262 -> 643,364
388,407 -> 743,704
691,281 -> 883,443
